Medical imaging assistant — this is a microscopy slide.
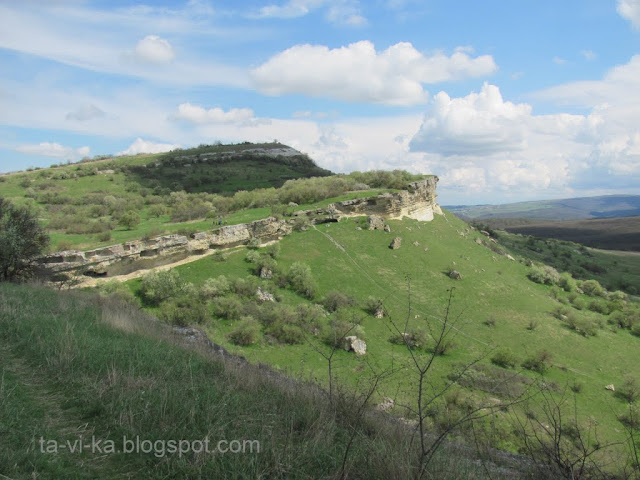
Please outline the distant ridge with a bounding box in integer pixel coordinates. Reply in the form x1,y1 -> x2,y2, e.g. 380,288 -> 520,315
446,194 -> 640,221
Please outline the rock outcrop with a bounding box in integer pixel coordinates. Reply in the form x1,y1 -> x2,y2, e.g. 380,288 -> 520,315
37,177 -> 441,283
38,217 -> 291,279
331,176 -> 441,221
389,237 -> 402,250
343,336 -> 367,355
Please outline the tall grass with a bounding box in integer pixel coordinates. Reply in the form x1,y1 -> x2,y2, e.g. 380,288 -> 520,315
0,283 -> 532,479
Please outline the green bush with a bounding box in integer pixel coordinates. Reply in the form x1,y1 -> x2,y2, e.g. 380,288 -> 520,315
491,348 -> 518,369
389,329 -> 429,350
363,296 -> 384,316
228,316 -> 261,346
265,243 -> 280,259
200,275 -> 230,298
588,299 -> 609,315
521,350 -> 552,374
322,290 -> 357,312
558,272 -> 577,292
527,264 -> 560,285
212,296 -> 243,320
245,250 -> 260,264
287,262 -> 317,299
160,296 -> 208,326
118,211 -> 141,230
580,279 -> 607,297
140,269 -> 191,306
564,313 -> 598,337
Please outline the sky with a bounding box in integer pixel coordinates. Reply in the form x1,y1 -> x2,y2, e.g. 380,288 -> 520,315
1,0 -> 640,205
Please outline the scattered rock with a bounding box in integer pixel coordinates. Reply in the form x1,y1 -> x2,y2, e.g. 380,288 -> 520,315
475,238 -> 483,245
389,237 -> 402,250
605,384 -> 616,391
288,202 -> 298,207
377,397 -> 395,411
449,270 -> 462,280
343,336 -> 367,355
367,215 -> 386,231
506,254 -> 515,261
383,224 -> 391,233
259,267 -> 273,279
412,241 -> 420,247
374,306 -> 385,319
480,230 -> 491,237
256,288 -> 275,303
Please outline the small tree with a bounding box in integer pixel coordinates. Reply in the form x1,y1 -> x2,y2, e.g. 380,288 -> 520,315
0,197 -> 49,281
118,211 -> 140,230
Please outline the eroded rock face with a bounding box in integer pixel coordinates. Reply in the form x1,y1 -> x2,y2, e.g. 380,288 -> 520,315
331,177 -> 441,221
367,215 -> 386,230
38,217 -> 292,278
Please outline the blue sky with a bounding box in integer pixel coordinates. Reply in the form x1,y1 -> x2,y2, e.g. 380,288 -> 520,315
1,0 -> 640,204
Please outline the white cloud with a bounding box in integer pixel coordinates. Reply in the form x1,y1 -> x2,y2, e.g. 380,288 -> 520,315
15,142 -> 90,160
251,41 -> 497,105
173,103 -> 257,125
410,83 -> 532,156
581,50 -> 597,60
553,56 -> 566,65
0,4 -> 248,88
618,0 -> 640,29
257,0 -> 325,19
408,83 -> 607,196
117,138 -> 179,156
66,104 -> 105,121
134,35 -> 175,64
326,3 -> 367,26
255,0 -> 365,25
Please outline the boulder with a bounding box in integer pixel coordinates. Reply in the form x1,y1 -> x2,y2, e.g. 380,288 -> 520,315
383,224 -> 391,233
256,288 -> 275,303
605,384 -> 615,391
480,230 -> 491,237
259,267 -> 273,279
449,270 -> 462,280
389,237 -> 402,250
506,254 -> 515,261
475,238 -> 483,245
343,336 -> 367,355
374,306 -> 385,319
367,215 -> 386,231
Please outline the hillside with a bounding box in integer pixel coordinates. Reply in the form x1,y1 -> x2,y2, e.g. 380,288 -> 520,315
95,207 -> 639,475
489,216 -> 640,252
447,195 -> 640,221
0,283 -> 540,479
0,142 -> 341,252
4,156 -> 640,476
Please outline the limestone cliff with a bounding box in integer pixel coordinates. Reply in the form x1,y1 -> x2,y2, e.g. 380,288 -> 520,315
37,176 -> 441,281
329,176 -> 441,221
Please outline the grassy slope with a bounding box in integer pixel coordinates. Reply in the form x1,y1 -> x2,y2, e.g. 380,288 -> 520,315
490,228 -> 640,295
0,283 -> 527,479
498,216 -> 640,252
0,144 -> 340,251
126,211 -> 640,457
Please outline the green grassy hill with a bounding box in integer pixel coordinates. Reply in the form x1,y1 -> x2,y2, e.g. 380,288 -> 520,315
0,283 -> 535,479
0,143 -> 424,253
492,216 -> 640,252
115,210 -> 640,473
